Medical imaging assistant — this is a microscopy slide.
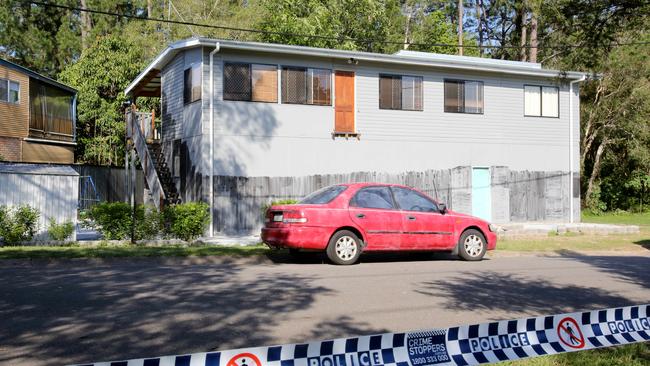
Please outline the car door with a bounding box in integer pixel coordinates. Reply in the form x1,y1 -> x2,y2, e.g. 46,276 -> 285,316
391,187 -> 453,249
348,186 -> 402,250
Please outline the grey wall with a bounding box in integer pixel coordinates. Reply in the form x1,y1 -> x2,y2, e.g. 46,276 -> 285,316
212,167 -> 573,234
208,49 -> 578,178
0,171 -> 78,241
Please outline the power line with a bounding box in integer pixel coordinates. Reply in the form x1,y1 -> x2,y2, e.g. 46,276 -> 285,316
26,0 -> 650,50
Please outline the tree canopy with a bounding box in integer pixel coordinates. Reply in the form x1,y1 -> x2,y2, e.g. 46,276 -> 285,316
0,0 -> 648,211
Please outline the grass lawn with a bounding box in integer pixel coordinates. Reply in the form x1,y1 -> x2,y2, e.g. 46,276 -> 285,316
0,243 -> 269,260
497,211 -> 650,252
502,343 -> 649,366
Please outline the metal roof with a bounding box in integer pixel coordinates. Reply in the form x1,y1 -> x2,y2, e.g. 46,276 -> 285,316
126,37 -> 588,97
0,58 -> 77,94
0,163 -> 79,176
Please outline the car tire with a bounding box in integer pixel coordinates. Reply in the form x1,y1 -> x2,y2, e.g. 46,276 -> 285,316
457,229 -> 487,261
326,230 -> 362,265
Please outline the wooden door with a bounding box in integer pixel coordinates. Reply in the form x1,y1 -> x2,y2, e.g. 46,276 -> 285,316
334,71 -> 355,133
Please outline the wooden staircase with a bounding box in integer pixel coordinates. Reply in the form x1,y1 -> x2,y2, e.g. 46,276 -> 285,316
126,109 -> 180,209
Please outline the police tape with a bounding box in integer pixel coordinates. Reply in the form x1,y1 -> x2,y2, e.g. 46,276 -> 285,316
75,304 -> 649,366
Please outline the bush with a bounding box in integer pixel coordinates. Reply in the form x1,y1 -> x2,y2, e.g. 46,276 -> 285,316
135,205 -> 162,240
48,218 -> 75,242
163,202 -> 210,242
84,202 -> 132,240
0,205 -> 40,245
260,199 -> 298,216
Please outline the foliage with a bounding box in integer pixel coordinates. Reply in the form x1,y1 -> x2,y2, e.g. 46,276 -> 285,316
163,202 -> 210,242
84,202 -> 133,240
134,205 -> 162,240
48,218 -> 75,242
260,199 -> 299,216
0,205 -> 40,245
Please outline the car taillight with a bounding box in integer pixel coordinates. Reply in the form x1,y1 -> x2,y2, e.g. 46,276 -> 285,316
282,210 -> 307,224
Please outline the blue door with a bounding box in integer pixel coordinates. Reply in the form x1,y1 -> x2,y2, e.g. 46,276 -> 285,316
472,167 -> 492,221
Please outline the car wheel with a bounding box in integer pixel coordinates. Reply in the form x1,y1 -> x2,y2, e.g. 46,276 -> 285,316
458,229 -> 487,261
326,230 -> 362,265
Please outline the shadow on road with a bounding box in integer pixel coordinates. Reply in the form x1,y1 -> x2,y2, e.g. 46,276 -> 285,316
415,270 -> 636,316
634,238 -> 650,250
0,260 -> 331,365
265,250 -> 464,265
554,249 -> 650,289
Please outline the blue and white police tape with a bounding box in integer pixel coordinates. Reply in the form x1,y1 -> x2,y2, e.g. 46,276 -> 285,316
75,304 -> 649,366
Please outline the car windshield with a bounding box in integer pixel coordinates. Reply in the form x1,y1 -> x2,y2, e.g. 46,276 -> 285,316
300,185 -> 347,204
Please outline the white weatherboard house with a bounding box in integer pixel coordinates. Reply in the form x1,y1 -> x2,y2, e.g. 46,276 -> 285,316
125,38 -> 587,235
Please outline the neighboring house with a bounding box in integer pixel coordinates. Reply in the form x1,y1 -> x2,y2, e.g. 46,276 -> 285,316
125,38 -> 587,235
0,59 -> 76,164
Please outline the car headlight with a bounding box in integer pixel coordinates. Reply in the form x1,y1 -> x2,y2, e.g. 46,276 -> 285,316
488,223 -> 498,232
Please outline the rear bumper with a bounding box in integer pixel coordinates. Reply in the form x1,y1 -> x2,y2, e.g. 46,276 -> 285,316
261,226 -> 331,250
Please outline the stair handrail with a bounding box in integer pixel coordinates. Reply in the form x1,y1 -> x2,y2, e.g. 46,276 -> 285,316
126,109 -> 166,210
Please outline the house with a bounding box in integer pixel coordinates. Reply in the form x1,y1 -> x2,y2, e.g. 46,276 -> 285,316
0,59 -> 77,164
124,38 -> 587,235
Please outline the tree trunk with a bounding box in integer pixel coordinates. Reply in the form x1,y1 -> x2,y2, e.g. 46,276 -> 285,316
585,140 -> 608,203
529,11 -> 538,62
147,0 -> 153,18
80,0 -> 93,50
403,6 -> 413,50
457,0 -> 463,56
476,0 -> 484,56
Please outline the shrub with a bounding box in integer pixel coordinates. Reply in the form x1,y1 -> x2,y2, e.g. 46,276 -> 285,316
163,202 -> 210,242
135,205 -> 162,240
48,218 -> 75,242
260,199 -> 298,216
85,202 -> 132,240
0,205 -> 40,245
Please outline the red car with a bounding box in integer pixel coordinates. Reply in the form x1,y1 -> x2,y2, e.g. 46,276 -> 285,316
261,183 -> 497,265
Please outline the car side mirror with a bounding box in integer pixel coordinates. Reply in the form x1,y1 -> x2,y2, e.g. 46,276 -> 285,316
438,203 -> 447,214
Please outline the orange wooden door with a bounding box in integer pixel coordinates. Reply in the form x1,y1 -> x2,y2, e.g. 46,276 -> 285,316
335,71 -> 355,133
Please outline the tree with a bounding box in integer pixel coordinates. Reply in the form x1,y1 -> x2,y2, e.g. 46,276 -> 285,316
60,35 -> 149,166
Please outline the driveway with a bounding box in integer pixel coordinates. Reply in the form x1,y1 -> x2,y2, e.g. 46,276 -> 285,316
1,251 -> 648,365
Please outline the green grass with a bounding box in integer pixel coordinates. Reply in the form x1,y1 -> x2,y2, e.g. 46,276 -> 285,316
0,243 -> 269,260
498,211 -> 650,252
501,343 -> 649,365
582,211 -> 650,228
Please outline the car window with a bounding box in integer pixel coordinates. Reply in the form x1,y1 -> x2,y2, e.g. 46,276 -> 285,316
392,187 -> 438,212
350,186 -> 395,209
300,185 -> 347,204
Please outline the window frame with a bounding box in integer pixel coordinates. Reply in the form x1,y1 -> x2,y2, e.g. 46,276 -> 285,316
523,84 -> 560,118
223,62 -> 280,104
349,185 -> 397,211
443,79 -> 484,115
378,74 -> 423,111
183,63 -> 202,105
280,65 -> 332,106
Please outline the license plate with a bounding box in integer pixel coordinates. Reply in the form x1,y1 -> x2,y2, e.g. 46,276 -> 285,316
273,214 -> 283,222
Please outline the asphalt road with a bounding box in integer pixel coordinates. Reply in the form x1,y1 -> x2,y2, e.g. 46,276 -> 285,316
1,251 -> 649,366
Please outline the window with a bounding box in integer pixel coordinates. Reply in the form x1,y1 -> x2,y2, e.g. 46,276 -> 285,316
223,63 -> 278,103
379,74 -> 423,110
281,66 -> 331,105
0,79 -> 7,102
525,85 -> 559,117
183,63 -> 201,104
351,186 -> 395,210
0,79 -> 19,104
392,187 -> 438,212
9,81 -> 19,103
444,79 -> 484,114
29,79 -> 74,141
300,185 -> 347,204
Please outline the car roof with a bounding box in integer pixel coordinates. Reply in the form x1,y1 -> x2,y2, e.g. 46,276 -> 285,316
341,182 -> 412,189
